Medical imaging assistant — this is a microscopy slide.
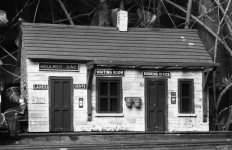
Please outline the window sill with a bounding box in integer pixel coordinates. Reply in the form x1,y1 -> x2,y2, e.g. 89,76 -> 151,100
95,113 -> 124,117
178,114 -> 197,117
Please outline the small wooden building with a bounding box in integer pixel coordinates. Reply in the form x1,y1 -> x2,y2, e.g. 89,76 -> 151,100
21,23 -> 217,132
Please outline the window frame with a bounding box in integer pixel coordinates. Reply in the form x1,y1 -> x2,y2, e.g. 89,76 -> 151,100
96,77 -> 122,113
178,79 -> 194,114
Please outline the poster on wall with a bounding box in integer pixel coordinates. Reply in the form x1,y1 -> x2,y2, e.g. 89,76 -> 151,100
32,97 -> 46,104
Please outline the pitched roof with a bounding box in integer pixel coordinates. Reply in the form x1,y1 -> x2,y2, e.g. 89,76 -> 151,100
21,23 -> 216,68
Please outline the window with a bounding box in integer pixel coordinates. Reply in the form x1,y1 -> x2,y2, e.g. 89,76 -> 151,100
97,78 -> 122,113
178,79 -> 194,114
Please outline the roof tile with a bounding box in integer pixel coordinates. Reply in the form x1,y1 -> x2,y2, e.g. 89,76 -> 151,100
21,23 -> 214,66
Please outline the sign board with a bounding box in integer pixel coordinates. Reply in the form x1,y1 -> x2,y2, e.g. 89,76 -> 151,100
124,97 -> 141,101
171,92 -> 176,104
79,98 -> 83,108
33,84 -> 48,90
143,71 -> 170,78
74,84 -> 87,89
95,69 -> 124,76
39,63 -> 79,71
171,92 -> 176,96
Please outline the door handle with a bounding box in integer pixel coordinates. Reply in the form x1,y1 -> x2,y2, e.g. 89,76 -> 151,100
154,104 -> 155,107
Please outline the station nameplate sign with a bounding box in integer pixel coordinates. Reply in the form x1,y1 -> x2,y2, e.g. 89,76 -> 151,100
39,63 -> 79,71
74,84 -> 87,89
95,69 -> 124,76
143,71 -> 170,78
33,84 -> 48,90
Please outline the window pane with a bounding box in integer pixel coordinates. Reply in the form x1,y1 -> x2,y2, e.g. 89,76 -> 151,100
181,98 -> 191,113
100,98 -> 108,112
181,82 -> 190,97
110,82 -> 118,96
110,98 -> 118,112
179,80 -> 194,114
97,78 -> 121,113
100,82 -> 108,96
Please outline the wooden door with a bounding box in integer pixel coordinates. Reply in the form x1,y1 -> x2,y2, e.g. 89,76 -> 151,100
50,77 -> 72,132
146,79 -> 166,132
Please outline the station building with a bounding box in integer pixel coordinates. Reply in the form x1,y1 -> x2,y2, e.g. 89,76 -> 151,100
20,23 -> 217,132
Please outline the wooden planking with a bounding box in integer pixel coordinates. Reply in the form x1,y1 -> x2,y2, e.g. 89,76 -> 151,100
26,54 -> 212,63
26,51 -> 212,59
23,37 -> 204,47
25,45 -> 206,52
22,23 -> 198,33
27,55 -> 213,63
23,35 -> 203,44
22,23 -> 213,65
22,24 -> 201,41
25,48 -> 210,59
25,47 -> 210,56
22,32 -> 201,43
22,30 -> 201,39
24,41 -> 204,50
24,42 -> 205,50
23,29 -> 198,38
25,45 -> 207,57
87,60 -> 218,67
22,29 -> 204,48
23,22 -> 198,33
26,55 -> 212,63
23,35 -> 202,47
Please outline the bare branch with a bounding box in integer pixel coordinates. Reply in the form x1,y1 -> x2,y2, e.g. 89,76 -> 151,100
56,0 -> 74,25
215,0 -> 232,112
11,0 -> 36,25
33,0 -> 41,23
161,0 -> 177,29
214,0 -> 231,62
0,45 -> 17,61
214,0 -> 232,30
50,1 -> 54,24
0,66 -> 20,78
54,8 -> 96,23
216,82 -> 232,111
1,50 -> 18,60
164,0 -> 232,56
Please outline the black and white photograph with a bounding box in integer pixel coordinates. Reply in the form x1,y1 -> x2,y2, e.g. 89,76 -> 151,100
0,0 -> 232,149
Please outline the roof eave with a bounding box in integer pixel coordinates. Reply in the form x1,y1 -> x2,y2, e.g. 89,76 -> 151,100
87,60 -> 219,70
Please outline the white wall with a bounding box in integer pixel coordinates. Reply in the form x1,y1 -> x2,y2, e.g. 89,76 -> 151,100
167,71 -> 208,132
75,69 -> 145,132
26,59 -> 87,132
25,59 -> 208,132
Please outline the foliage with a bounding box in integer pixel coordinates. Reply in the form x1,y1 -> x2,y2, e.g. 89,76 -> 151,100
222,76 -> 232,87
